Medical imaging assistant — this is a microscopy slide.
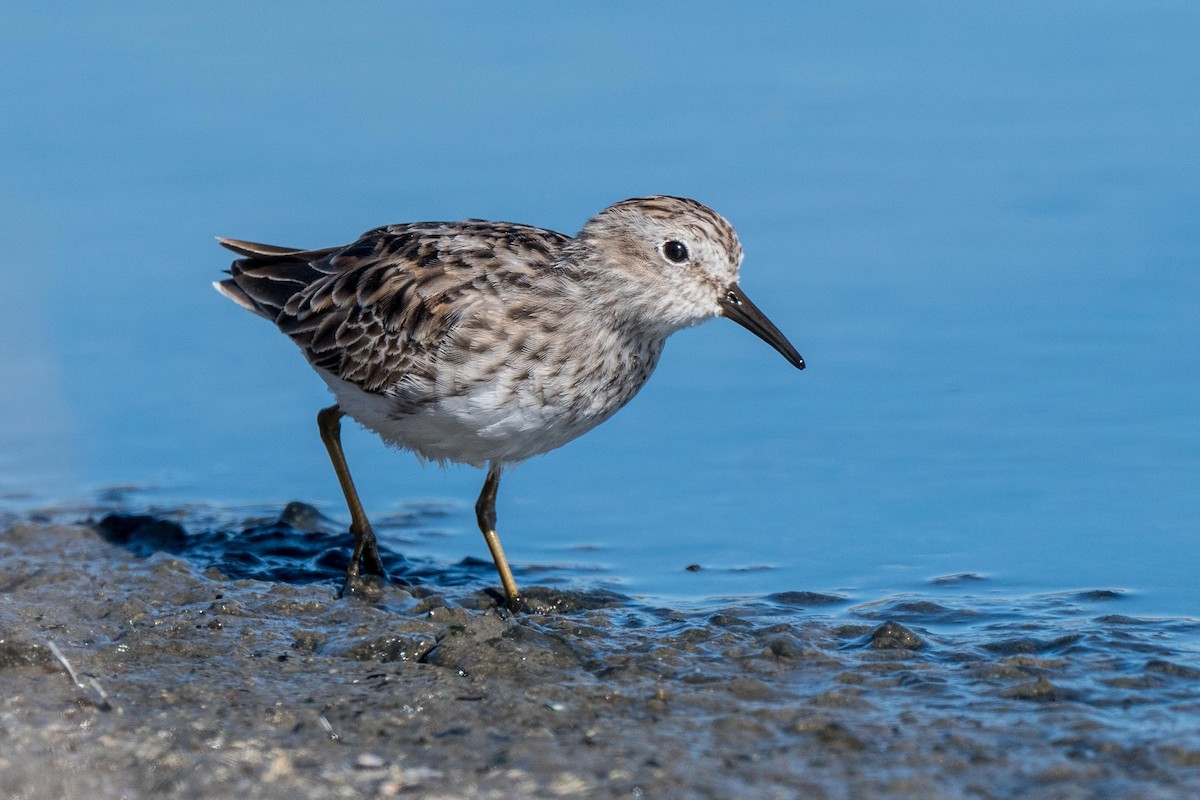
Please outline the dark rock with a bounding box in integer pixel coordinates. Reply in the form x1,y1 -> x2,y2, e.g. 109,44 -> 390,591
868,621 -> 925,650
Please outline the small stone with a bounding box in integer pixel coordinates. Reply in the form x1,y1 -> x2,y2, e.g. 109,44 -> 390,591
1000,677 -> 1076,702
355,753 -> 387,769
868,621 -> 925,650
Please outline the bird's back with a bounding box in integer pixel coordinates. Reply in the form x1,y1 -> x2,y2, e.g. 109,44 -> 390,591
216,221 -> 572,393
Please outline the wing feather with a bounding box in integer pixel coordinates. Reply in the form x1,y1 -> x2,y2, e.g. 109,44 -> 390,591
217,221 -> 570,400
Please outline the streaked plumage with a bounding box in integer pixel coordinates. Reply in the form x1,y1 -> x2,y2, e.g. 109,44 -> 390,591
215,196 -> 803,608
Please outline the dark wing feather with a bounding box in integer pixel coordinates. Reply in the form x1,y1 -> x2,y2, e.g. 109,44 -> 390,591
217,221 -> 570,398
214,238 -> 341,319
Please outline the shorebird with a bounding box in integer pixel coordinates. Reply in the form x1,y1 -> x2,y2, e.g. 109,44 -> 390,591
215,196 -> 803,609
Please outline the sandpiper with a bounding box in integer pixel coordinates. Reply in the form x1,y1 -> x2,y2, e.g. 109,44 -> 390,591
214,196 -> 803,609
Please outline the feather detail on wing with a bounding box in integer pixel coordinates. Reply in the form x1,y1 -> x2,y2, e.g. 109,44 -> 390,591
213,238 -> 341,319
215,222 -> 571,398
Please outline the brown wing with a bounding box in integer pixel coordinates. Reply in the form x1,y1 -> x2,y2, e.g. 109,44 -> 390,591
218,221 -> 570,400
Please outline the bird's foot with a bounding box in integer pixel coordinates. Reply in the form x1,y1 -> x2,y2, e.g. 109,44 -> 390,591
338,568 -> 388,601
337,524 -> 388,599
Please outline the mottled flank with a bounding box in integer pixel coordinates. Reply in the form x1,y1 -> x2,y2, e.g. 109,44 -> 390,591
215,196 -> 803,603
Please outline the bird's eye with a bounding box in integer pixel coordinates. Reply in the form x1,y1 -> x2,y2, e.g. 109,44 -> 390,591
662,240 -> 689,263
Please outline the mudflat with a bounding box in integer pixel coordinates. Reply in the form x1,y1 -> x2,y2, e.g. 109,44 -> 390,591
3,517 -> 1199,799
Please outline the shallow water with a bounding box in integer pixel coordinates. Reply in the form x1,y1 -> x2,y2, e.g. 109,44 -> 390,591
2,3 -> 1198,625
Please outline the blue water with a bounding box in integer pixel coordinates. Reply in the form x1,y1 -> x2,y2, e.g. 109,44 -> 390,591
2,3 -> 1197,616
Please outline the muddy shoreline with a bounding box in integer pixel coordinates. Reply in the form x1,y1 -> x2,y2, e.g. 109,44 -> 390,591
3,517 -> 1200,799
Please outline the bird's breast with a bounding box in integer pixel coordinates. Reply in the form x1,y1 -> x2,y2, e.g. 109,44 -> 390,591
316,324 -> 663,466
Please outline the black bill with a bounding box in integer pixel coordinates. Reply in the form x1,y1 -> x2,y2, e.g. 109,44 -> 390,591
718,283 -> 805,370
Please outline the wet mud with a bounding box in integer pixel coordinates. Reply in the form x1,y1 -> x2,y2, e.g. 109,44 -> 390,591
3,506 -> 1200,798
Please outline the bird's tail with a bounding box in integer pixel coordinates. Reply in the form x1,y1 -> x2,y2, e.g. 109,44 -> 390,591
212,237 -> 339,320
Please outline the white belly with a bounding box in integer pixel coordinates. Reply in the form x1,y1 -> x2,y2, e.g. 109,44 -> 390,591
316,369 -> 607,467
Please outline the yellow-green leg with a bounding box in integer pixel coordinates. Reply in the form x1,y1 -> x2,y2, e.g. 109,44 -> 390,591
475,462 -> 522,611
317,405 -> 386,590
